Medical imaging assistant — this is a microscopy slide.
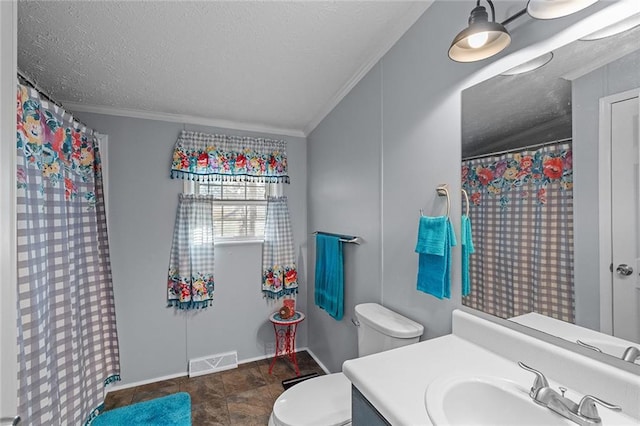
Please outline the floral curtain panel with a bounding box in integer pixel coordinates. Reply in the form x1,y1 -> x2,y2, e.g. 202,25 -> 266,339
262,196 -> 298,299
170,130 -> 289,183
16,84 -> 120,425
461,142 -> 575,322
167,194 -> 216,309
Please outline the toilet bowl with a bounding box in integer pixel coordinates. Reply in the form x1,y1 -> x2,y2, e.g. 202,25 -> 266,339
269,303 -> 424,426
269,373 -> 351,426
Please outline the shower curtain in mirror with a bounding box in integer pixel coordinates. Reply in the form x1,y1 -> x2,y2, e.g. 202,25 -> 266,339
16,84 -> 120,425
461,142 -> 574,322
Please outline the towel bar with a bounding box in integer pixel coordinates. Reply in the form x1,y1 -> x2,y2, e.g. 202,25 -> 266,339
436,184 -> 451,217
312,231 -> 361,244
461,188 -> 470,216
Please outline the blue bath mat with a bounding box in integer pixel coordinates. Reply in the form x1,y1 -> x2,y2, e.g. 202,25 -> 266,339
92,392 -> 191,426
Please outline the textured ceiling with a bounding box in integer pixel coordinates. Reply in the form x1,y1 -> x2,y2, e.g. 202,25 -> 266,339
17,1 -> 432,136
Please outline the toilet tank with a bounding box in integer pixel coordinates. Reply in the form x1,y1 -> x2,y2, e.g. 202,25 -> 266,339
355,303 -> 424,357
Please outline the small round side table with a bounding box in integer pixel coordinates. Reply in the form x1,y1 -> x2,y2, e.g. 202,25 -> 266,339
268,310 -> 305,376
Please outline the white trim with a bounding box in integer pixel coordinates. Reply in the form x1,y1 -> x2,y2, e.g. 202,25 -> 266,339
105,371 -> 189,393
214,239 -> 264,246
0,0 -> 18,420
63,101 -> 306,139
303,347 -> 331,375
302,1 -> 433,136
598,87 -> 640,334
105,347 -> 330,394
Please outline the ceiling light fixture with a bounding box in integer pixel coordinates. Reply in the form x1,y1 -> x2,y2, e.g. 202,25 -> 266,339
449,0 -> 599,63
448,0 -> 511,63
527,0 -> 598,20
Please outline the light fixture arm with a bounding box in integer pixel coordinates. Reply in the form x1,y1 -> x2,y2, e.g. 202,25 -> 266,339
484,0 -> 496,22
501,8 -> 528,26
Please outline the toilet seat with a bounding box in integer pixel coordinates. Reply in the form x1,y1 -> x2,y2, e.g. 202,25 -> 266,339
270,372 -> 352,426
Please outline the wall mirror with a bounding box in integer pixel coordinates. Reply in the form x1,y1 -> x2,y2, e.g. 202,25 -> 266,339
461,13 -> 640,367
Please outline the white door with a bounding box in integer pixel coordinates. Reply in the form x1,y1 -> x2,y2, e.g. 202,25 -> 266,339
611,95 -> 640,343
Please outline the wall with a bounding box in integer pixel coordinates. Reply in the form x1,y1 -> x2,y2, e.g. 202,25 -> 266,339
307,64 -> 384,371
573,49 -> 640,329
75,112 -> 307,385
306,0 -> 626,373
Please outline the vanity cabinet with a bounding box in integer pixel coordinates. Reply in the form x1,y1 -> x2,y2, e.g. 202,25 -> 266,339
352,386 -> 391,426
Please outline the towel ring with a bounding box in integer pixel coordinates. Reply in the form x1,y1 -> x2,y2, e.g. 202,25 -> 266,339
461,188 -> 470,216
436,184 -> 450,217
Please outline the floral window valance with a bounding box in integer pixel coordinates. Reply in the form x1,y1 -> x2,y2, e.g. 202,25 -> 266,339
170,130 -> 289,183
462,143 -> 572,208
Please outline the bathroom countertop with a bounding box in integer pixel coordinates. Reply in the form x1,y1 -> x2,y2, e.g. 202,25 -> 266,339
342,310 -> 640,426
343,334 -> 535,425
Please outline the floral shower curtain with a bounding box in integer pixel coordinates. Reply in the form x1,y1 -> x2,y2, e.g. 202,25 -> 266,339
262,196 -> 298,299
16,84 -> 120,425
461,142 -> 575,322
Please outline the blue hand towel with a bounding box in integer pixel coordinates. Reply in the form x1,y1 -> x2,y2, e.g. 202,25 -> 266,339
461,215 -> 475,297
415,216 -> 457,299
314,234 -> 344,320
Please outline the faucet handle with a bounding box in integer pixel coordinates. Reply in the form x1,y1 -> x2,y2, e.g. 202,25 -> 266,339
518,362 -> 549,397
577,395 -> 622,421
576,340 -> 603,353
622,346 -> 640,362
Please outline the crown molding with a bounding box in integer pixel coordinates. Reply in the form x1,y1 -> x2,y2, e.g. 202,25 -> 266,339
62,102 -> 307,139
302,1 -> 433,136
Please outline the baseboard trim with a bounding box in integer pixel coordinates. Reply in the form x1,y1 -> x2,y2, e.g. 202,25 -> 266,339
106,371 -> 188,393
106,348 -> 326,394
302,347 -> 331,375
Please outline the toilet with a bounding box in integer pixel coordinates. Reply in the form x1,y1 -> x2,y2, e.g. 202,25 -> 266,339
269,303 -> 424,426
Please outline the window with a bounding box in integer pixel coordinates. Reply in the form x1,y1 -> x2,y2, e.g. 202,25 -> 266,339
185,180 -> 273,241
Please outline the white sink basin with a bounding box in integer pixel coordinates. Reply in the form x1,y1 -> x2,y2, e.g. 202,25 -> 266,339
425,376 -> 574,425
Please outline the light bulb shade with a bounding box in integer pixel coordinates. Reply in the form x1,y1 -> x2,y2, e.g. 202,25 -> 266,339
527,0 -> 598,20
448,21 -> 511,62
500,52 -> 554,75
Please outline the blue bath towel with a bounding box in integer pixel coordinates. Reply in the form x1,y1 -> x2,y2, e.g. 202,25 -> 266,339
314,234 -> 344,320
461,215 -> 475,297
415,216 -> 457,299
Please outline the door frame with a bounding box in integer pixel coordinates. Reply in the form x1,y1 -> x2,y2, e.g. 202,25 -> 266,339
598,87 -> 640,334
0,0 -> 18,422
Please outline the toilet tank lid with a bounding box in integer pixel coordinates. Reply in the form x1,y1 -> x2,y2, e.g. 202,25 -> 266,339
355,303 -> 424,338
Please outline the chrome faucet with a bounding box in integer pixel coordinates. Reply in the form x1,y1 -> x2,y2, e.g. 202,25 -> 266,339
622,346 -> 640,363
577,340 -> 640,364
518,362 -> 622,426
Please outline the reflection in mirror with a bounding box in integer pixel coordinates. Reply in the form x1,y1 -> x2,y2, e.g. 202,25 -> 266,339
460,18 -> 640,366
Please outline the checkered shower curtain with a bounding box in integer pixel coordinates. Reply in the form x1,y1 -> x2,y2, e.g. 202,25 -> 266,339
461,143 -> 575,322
15,84 -> 120,425
167,194 -> 216,309
262,196 -> 298,298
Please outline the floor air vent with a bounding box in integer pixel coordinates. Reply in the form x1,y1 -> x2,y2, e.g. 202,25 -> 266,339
188,351 -> 238,378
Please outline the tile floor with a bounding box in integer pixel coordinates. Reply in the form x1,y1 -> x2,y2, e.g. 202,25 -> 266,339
103,351 -> 326,425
